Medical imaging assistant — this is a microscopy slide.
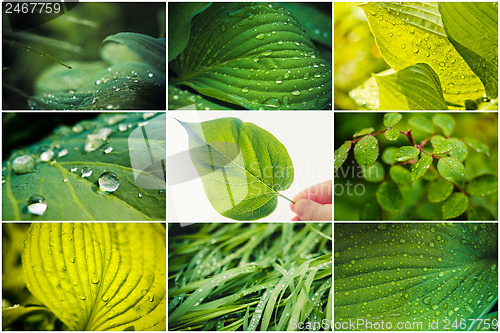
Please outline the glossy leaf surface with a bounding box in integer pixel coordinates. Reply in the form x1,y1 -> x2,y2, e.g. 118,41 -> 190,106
354,136 -> 378,168
334,141 -> 351,173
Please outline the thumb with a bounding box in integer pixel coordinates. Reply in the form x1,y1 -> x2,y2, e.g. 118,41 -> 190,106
293,199 -> 332,221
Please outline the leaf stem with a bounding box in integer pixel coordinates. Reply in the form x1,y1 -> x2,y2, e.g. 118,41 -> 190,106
278,192 -> 295,204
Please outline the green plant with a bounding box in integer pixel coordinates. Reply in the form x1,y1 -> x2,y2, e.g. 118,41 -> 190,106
3,223 -> 166,331
168,2 -> 332,110
334,112 -> 498,220
2,113 -> 166,221
180,117 -> 294,220
343,2 -> 498,110
334,223 -> 498,331
168,223 -> 332,331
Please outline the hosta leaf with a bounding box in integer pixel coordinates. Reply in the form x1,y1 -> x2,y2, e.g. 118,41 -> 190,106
334,141 -> 351,173
2,113 -> 166,221
353,127 -> 374,138
468,206 -> 495,221
362,161 -> 385,183
384,128 -> 399,141
180,117 -> 294,220
394,146 -> 419,162
334,223 -> 498,329
428,178 -> 454,203
170,3 -> 332,110
411,153 -> 433,181
22,223 -> 166,331
408,116 -> 434,134
432,114 -> 455,137
349,75 -> 381,110
168,85 -> 231,110
30,33 -> 166,110
389,165 -> 412,188
465,137 -> 491,156
376,182 -> 402,213
376,63 -> 448,110
383,112 -> 403,128
354,135 -> 378,168
359,2 -> 485,106
437,157 -> 465,186
447,138 -> 468,162
442,192 -> 469,219
467,174 -> 498,197
439,2 -> 498,99
168,3 -> 212,61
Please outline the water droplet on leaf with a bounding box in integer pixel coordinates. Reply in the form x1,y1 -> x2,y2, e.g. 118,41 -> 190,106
12,155 -> 36,174
98,172 -> 120,192
27,195 -> 47,215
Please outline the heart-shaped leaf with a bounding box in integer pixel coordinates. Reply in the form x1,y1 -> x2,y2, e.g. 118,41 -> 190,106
179,117 -> 294,220
335,223 -> 498,330
22,223 -> 166,330
2,113 -> 166,221
354,136 -> 379,168
170,3 -> 332,110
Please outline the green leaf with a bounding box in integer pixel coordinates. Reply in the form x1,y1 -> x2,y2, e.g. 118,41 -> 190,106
384,128 -> 400,141
442,192 -> 469,219
168,85 -> 231,110
22,223 -> 166,330
31,33 -> 166,110
465,137 -> 491,156
411,153 -> 433,181
439,2 -> 498,98
381,147 -> 398,165
389,165 -> 412,188
432,114 -> 455,137
394,146 -> 419,162
468,174 -> 498,197
362,161 -> 385,183
354,135 -> 379,168
432,143 -> 454,155
437,157 -> 465,187
376,63 -> 449,110
447,138 -> 468,162
353,127 -> 374,138
334,223 -> 498,328
383,112 -> 403,127
180,117 -> 294,220
168,3 -> 212,61
2,305 -> 54,329
359,2 -> 485,106
360,198 -> 381,221
408,116 -> 435,134
430,135 -> 446,148
334,141 -> 352,173
2,113 -> 166,221
468,206 -> 495,221
170,3 -> 332,110
428,178 -> 454,203
376,182 -> 402,213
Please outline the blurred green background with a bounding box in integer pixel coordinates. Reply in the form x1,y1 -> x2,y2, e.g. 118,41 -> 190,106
3,2 -> 165,109
334,113 -> 498,220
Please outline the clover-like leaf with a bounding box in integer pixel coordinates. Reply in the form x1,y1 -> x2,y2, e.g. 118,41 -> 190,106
22,223 -> 166,331
334,223 -> 497,329
383,112 -> 403,128
2,113 -> 166,221
170,3 -> 331,110
437,157 -> 465,186
180,117 -> 294,220
334,141 -> 352,173
443,192 -> 469,219
467,174 -> 498,197
376,182 -> 402,213
354,136 -> 379,168
428,178 -> 454,203
411,153 -> 433,182
394,146 -> 419,162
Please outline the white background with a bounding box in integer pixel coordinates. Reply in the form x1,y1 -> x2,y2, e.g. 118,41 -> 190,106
168,111 -> 332,221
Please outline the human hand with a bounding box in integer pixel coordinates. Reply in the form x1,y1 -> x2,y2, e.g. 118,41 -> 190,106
290,180 -> 332,221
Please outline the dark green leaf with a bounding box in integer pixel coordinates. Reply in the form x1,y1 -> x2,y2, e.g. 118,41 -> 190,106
465,137 -> 491,156
408,116 -> 435,134
22,223 -> 166,330
381,147 -> 398,165
417,202 -> 442,220
354,136 -> 379,168
170,3 -> 332,110
168,85 -> 232,110
437,157 -> 465,186
353,127 -> 374,138
362,161 -> 385,183
384,128 -> 400,141
2,113 -> 166,221
334,141 -> 352,173
411,154 -> 433,181
180,117 -> 294,220
468,174 -> 498,197
432,114 -> 455,137
376,182 -> 402,213
389,165 -> 412,188
360,198 -> 381,221
383,113 -> 403,127
468,206 -> 495,221
428,178 -> 454,203
394,146 -> 419,162
442,192 -> 469,219
439,2 -> 498,98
